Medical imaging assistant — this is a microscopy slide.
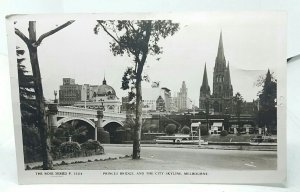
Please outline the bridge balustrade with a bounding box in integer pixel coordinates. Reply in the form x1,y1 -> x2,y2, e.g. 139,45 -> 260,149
57,106 -> 151,120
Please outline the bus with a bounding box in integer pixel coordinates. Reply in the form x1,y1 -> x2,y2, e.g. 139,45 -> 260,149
155,134 -> 208,145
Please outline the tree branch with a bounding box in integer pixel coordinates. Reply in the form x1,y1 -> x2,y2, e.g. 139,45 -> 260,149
128,21 -> 137,33
139,21 -> 152,66
98,21 -> 138,57
33,20 -> 75,47
15,28 -> 31,46
98,21 -> 121,45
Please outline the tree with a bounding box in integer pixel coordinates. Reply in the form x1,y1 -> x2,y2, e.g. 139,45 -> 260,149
55,121 -> 89,143
233,92 -> 244,133
94,20 -> 179,159
181,125 -> 190,134
17,47 -> 36,125
17,47 -> 42,163
15,20 -> 74,169
257,69 -> 277,134
165,124 -> 177,135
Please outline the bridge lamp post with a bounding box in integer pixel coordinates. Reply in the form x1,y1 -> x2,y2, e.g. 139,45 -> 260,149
96,110 -> 104,141
54,90 -> 58,104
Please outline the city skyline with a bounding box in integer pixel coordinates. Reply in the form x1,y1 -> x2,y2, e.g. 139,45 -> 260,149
14,13 -> 281,103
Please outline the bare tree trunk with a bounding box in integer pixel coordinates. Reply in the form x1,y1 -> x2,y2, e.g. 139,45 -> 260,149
132,77 -> 142,159
28,21 -> 53,169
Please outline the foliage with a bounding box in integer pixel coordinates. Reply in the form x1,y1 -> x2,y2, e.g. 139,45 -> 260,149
59,141 -> 81,154
233,92 -> 244,131
15,20 -> 75,169
220,130 -> 228,137
17,47 -> 36,126
233,92 -> 243,116
81,139 -> 103,152
181,125 -> 190,134
17,47 -> 41,163
94,20 -> 180,159
148,124 -> 158,133
165,124 -> 177,135
94,20 -> 179,104
55,121 -> 90,144
22,126 -> 42,163
143,124 -> 158,133
257,70 -> 277,133
123,115 -> 136,129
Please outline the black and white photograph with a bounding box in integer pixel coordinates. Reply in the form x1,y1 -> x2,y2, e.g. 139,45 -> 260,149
6,12 -> 286,184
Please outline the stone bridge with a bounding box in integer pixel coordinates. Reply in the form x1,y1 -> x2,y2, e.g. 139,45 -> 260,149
47,104 -> 152,143
56,106 -> 127,128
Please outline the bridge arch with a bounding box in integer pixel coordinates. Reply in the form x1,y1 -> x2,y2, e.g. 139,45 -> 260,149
103,120 -> 124,127
57,117 -> 95,128
103,121 -> 124,144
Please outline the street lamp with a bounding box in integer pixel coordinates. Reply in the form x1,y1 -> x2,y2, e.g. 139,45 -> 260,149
198,122 -> 201,146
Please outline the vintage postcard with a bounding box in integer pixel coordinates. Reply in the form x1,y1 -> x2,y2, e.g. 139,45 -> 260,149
6,12 -> 286,184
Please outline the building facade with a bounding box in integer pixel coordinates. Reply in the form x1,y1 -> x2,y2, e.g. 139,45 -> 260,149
176,81 -> 188,111
74,78 -> 121,113
59,78 -> 82,106
199,32 -> 233,115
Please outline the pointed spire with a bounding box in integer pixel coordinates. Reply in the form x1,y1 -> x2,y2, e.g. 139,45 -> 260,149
227,61 -> 231,85
201,63 -> 210,93
103,75 -> 107,85
202,63 -> 209,87
215,31 -> 226,69
217,31 -> 224,59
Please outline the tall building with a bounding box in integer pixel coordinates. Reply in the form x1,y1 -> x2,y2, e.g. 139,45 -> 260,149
199,32 -> 233,114
59,78 -> 82,106
177,81 -> 188,111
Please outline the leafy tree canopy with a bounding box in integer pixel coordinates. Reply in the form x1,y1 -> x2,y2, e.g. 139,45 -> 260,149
94,20 -> 179,96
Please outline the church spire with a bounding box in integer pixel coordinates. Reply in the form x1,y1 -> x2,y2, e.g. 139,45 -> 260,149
215,31 -> 226,69
202,63 -> 209,87
200,63 -> 210,93
227,61 -> 231,85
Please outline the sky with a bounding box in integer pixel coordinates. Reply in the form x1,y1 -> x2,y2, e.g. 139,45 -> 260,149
13,13 -> 285,104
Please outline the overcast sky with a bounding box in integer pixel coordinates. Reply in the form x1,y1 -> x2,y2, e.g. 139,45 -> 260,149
14,13 -> 284,104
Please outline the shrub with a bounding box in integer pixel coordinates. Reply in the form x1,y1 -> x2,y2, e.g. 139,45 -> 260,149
81,139 -> 104,153
181,126 -> 190,134
22,126 -> 42,163
52,138 -> 63,148
220,130 -> 228,136
165,124 -> 177,135
72,132 -> 89,143
143,124 -> 159,133
59,141 -> 81,154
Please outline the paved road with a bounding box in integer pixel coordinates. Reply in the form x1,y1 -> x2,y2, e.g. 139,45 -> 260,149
57,144 -> 277,170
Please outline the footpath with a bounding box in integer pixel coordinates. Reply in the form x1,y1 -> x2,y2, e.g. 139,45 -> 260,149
26,153 -> 129,170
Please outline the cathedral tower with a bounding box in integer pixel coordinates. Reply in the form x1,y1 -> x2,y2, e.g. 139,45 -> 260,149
212,32 -> 233,113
